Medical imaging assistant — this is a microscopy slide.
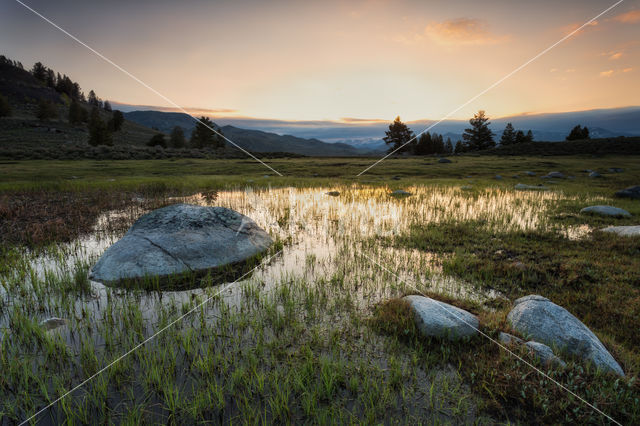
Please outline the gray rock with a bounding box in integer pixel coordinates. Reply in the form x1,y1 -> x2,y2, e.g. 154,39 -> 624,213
542,172 -> 565,179
495,175 -> 503,180
325,191 -> 340,197
391,190 -> 411,196
602,225 -> 640,237
499,332 -> 523,346
460,185 -> 473,190
438,158 -> 452,163
608,168 -> 624,173
615,186 -> 640,200
404,296 -> 478,341
515,183 -> 548,191
507,295 -> 623,375
40,317 -> 67,331
392,176 -> 402,180
588,171 -> 602,178
525,171 -> 536,176
525,341 -> 566,368
580,205 -> 631,217
90,204 -> 273,285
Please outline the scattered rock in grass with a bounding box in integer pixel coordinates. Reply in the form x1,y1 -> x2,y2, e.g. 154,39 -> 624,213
499,332 -> 523,346
461,185 -> 473,190
515,183 -> 547,191
390,189 -> 412,196
325,191 -> 340,197
404,295 -> 479,341
438,158 -> 452,163
615,185 -> 640,200
601,225 -> 640,237
40,317 -> 67,331
495,175 -> 502,180
507,295 -> 624,376
588,171 -> 602,178
580,205 -> 631,217
608,168 -> 624,173
90,204 -> 273,285
511,261 -> 526,271
542,171 -> 565,179
524,341 -> 567,368
525,171 -> 536,176
392,175 -> 402,180
583,169 -> 594,173
512,174 -> 519,179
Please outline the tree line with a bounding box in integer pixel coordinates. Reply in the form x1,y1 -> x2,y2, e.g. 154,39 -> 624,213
384,111 -> 591,154
145,119 -> 226,150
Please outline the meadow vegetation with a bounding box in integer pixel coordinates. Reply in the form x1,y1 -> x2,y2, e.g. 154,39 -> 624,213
0,155 -> 639,424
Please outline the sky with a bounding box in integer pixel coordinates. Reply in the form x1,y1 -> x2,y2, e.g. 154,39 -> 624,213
1,0 -> 639,123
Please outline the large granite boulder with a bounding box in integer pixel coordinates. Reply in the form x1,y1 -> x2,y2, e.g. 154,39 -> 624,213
580,205 -> 631,217
615,186 -> 640,200
602,225 -> 640,237
507,295 -> 623,375
404,296 -> 478,341
90,204 -> 273,285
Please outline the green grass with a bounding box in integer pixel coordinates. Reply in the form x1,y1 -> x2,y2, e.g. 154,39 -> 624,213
0,155 -> 638,424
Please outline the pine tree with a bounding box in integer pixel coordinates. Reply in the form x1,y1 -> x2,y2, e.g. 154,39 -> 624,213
45,69 -> 56,88
383,116 -> 415,153
566,125 -> 590,141
103,100 -> 112,112
170,126 -> 186,148
500,123 -> 516,145
88,107 -> 112,146
444,138 -> 453,154
462,110 -> 494,150
514,130 -> 526,144
68,99 -> 84,124
88,90 -> 99,107
31,62 -> 47,82
108,110 -> 124,131
525,130 -> 534,142
36,99 -> 58,121
147,133 -> 166,148
190,116 -> 224,149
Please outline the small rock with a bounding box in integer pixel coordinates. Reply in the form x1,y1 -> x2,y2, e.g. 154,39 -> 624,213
543,172 -> 565,179
588,171 -> 601,178
512,175 -> 519,179
525,341 -> 566,368
580,205 -> 631,218
495,175 -> 503,180
615,186 -> 640,200
608,168 -> 624,173
325,191 -> 340,197
515,183 -> 547,191
391,190 -> 411,196
460,185 -> 473,190
438,158 -> 452,163
392,176 -> 402,180
40,317 -> 67,331
511,261 -> 526,271
507,295 -> 623,375
525,171 -> 536,176
404,296 -> 479,341
602,225 -> 640,237
499,332 -> 523,346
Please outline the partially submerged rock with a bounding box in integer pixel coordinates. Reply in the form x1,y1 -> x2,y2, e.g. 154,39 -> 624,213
515,183 -> 547,191
40,317 -> 67,331
90,204 -> 273,287
325,191 -> 340,197
580,205 -> 631,218
507,295 -> 623,375
602,225 -> 640,237
404,295 -> 478,341
615,186 -> 640,200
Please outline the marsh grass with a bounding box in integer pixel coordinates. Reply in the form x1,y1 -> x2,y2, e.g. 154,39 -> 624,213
0,156 -> 638,424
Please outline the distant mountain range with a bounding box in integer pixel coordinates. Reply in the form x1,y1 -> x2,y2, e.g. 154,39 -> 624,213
123,111 -> 363,156
121,105 -> 640,153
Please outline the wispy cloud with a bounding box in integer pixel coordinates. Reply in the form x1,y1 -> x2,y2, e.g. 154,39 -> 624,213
608,52 -> 623,60
424,18 -> 508,46
599,70 -> 615,77
622,67 -> 633,73
562,20 -> 598,37
612,10 -> 640,23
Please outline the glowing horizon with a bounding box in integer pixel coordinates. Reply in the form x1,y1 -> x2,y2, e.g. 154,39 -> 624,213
1,0 -> 638,122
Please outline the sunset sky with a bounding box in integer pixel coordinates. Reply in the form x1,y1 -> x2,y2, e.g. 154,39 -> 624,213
1,0 -> 639,122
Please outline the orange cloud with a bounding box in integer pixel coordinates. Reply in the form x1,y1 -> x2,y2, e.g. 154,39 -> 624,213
599,70 -> 614,77
609,52 -> 623,60
562,20 -> 598,36
613,10 -> 640,23
622,67 -> 633,73
424,18 -> 507,46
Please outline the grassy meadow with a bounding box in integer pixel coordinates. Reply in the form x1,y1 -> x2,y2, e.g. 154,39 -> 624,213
1,155 -> 639,424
